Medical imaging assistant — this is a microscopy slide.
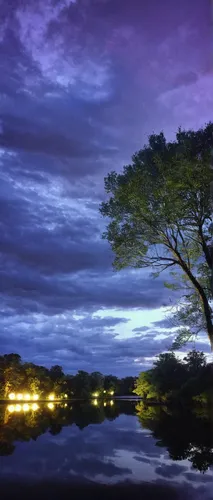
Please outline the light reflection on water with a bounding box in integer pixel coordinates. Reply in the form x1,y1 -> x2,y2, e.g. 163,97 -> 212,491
7,400 -> 114,413
0,401 -> 212,499
7,403 -> 40,413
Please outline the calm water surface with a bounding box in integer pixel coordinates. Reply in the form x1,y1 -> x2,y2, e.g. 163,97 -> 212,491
0,399 -> 212,498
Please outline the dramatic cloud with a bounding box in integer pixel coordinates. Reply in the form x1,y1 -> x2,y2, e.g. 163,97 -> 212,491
0,0 -> 212,374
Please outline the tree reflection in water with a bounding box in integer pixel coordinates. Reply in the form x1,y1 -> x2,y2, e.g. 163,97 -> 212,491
0,400 -> 213,474
136,402 -> 213,472
0,400 -> 134,456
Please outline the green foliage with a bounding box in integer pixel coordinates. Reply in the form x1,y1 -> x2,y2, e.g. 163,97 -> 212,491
49,365 -> 64,382
152,353 -> 187,395
104,375 -> 119,392
183,349 -> 206,375
90,371 -> 104,392
117,376 -> 136,396
100,123 -> 213,348
171,328 -> 195,350
0,353 -> 136,400
134,350 -> 212,404
133,370 -> 159,400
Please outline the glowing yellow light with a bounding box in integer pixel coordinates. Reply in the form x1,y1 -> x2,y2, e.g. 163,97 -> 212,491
110,391 -> 114,396
15,404 -> 22,412
110,400 -> 114,406
93,399 -> 98,406
64,394 -> 68,398
17,393 -> 23,400
24,394 -> 31,401
8,405 -> 15,413
47,402 -> 54,410
48,394 -> 55,401
9,393 -> 15,400
23,404 -> 30,412
103,390 -> 106,393
32,403 -> 39,411
64,403 -> 68,407
104,402 -> 107,407
93,392 -> 99,398
33,394 -> 39,401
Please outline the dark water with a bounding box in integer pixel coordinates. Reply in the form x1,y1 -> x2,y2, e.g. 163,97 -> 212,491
0,399 -> 213,499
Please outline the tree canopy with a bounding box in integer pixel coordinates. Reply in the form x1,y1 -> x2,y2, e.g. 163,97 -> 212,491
100,123 -> 213,349
134,350 -> 212,404
0,353 -> 135,400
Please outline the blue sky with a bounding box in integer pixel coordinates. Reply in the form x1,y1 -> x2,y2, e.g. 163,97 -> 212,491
0,0 -> 212,375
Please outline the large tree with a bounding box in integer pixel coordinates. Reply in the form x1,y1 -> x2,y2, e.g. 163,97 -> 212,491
100,123 -> 213,349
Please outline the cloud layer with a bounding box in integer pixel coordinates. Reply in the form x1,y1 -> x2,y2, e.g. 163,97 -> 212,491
0,0 -> 212,374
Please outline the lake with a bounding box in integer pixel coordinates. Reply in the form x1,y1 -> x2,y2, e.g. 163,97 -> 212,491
0,399 -> 212,499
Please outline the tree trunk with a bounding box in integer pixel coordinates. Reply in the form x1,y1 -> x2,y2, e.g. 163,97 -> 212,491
199,291 -> 213,350
178,257 -> 213,350
209,330 -> 213,352
193,285 -> 213,350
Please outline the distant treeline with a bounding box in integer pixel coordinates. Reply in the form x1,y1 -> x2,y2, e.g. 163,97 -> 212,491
134,350 -> 213,405
0,353 -> 136,399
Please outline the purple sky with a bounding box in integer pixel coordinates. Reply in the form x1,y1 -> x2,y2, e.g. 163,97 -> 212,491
0,0 -> 212,376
